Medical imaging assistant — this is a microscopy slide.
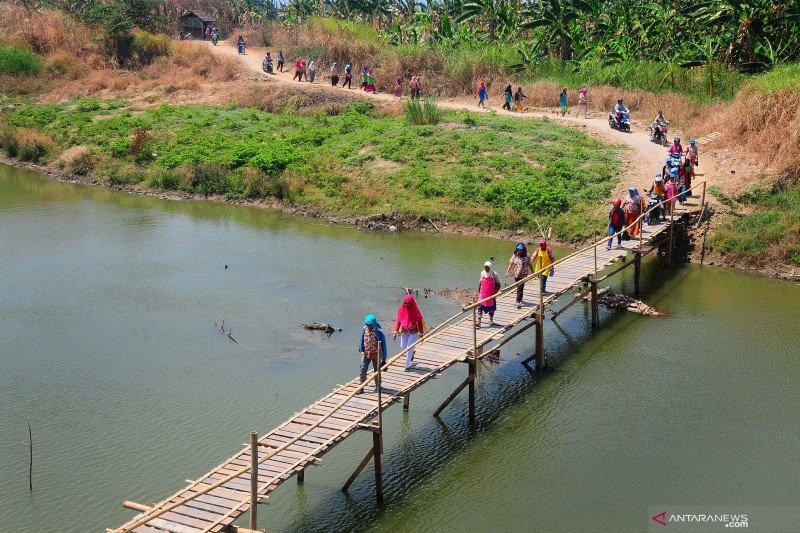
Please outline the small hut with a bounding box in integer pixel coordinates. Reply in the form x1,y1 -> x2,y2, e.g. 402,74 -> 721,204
179,11 -> 215,39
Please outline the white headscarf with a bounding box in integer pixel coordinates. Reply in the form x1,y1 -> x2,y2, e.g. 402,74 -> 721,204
481,261 -> 494,278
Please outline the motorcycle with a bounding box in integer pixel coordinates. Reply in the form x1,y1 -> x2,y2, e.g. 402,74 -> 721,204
645,193 -> 664,225
262,59 -> 274,74
609,111 -> 631,132
666,152 -> 683,169
650,123 -> 668,145
211,33 -> 219,46
237,42 -> 246,55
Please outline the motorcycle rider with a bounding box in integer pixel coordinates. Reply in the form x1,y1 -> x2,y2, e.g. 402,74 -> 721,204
652,111 -> 668,139
236,35 -> 246,54
612,98 -> 629,127
649,174 -> 666,197
668,137 -> 683,155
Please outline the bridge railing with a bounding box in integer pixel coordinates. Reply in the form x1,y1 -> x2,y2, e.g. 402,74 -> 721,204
114,181 -> 706,533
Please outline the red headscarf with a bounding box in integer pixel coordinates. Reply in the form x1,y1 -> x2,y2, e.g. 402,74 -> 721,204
396,295 -> 423,329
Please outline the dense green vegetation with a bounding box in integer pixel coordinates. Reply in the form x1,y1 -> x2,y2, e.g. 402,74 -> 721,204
18,0 -> 800,98
708,183 -> 800,267
0,45 -> 42,76
0,98 -> 618,238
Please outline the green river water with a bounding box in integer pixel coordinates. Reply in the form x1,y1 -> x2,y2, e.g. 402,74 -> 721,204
1,163 -> 799,533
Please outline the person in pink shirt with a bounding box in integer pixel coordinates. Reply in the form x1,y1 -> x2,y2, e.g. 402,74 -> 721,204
668,137 -> 683,155
476,261 -> 501,328
665,175 -> 678,215
393,295 -> 425,371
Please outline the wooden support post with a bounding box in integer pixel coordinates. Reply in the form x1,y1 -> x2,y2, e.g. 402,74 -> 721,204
376,341 -> 383,434
402,392 -> 410,411
667,204 -> 675,265
469,307 -> 477,423
372,430 -> 383,502
536,274 -> 545,369
590,280 -> 599,329
297,468 -> 305,484
634,252 -> 642,296
249,432 -> 258,531
433,376 -> 471,417
701,181 -> 707,213
593,230 -> 598,279
342,447 -> 374,491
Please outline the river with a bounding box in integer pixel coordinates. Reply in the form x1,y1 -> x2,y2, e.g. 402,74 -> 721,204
1,163 -> 799,532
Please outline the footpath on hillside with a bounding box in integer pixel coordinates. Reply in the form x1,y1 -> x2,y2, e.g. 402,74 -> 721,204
209,41 -> 672,178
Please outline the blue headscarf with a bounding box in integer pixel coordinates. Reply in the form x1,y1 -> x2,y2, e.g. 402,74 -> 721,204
364,314 -> 381,329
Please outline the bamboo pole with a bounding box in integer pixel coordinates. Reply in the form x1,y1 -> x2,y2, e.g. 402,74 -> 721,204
26,421 -> 32,492
249,432 -> 257,531
376,340 -> 383,453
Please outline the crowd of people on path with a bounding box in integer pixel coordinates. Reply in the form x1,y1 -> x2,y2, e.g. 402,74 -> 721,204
356,241 -> 556,391
606,131 -> 700,250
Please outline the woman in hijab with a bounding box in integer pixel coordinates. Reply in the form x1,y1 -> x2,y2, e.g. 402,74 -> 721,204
358,314 -> 387,390
576,87 -> 588,118
505,243 -> 534,309
393,295 -> 425,371
621,187 -> 642,237
532,239 -> 556,293
502,84 -> 513,110
330,62 -> 339,86
476,261 -> 501,327
394,75 -> 403,97
365,68 -> 376,93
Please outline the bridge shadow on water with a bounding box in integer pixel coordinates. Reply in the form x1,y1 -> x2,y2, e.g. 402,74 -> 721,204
267,234 -> 695,532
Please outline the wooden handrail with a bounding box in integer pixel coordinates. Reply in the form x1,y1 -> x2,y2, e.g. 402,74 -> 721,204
464,181 -> 706,311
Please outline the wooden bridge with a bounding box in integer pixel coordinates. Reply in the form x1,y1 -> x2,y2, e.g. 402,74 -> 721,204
109,183 -> 706,533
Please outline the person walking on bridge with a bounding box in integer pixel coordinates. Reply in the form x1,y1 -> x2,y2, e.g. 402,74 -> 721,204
393,295 -> 425,371
608,198 -> 625,250
622,187 -> 642,238
505,243 -> 534,309
532,239 -> 555,293
476,261 -> 501,328
358,314 -> 387,392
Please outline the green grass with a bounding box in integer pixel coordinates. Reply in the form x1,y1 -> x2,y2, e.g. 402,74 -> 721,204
0,98 -> 620,239
748,63 -> 800,95
404,98 -> 442,125
708,184 -> 800,266
0,45 -> 42,76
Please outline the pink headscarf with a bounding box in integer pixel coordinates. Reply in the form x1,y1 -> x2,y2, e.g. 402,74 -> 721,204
579,87 -> 587,94
396,295 -> 423,329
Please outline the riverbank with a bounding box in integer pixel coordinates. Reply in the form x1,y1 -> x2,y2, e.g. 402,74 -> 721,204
0,98 -> 621,242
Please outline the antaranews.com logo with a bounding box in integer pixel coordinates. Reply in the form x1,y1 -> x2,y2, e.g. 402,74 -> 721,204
648,506 -> 800,532
651,510 -> 748,528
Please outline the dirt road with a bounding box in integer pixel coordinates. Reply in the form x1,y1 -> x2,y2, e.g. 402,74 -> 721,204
210,40 -> 711,198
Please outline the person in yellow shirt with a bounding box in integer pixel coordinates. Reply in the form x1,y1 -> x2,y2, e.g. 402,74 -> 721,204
532,239 -> 555,292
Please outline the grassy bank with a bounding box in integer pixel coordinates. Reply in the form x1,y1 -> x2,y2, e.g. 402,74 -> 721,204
0,97 -> 618,240
708,181 -> 800,268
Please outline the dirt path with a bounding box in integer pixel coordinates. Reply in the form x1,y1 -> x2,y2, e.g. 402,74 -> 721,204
212,40 -> 720,204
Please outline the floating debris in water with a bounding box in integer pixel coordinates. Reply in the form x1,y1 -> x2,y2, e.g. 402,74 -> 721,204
303,322 -> 341,335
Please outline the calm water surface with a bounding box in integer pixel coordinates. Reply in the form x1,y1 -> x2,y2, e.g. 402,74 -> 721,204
1,164 -> 798,533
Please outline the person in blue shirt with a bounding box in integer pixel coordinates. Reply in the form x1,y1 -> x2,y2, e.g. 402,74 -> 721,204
358,314 -> 387,391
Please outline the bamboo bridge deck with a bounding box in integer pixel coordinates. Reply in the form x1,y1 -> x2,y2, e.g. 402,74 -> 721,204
110,187 -> 704,533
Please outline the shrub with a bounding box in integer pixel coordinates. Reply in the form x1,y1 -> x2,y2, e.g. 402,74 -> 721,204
190,162 -> 228,197
243,168 -> 290,199
249,142 -> 298,175
128,127 -> 154,164
47,51 -> 86,80
69,150 -> 94,176
404,98 -> 441,125
15,128 -> 53,162
0,127 -> 19,157
133,31 -> 171,66
0,45 -> 41,76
